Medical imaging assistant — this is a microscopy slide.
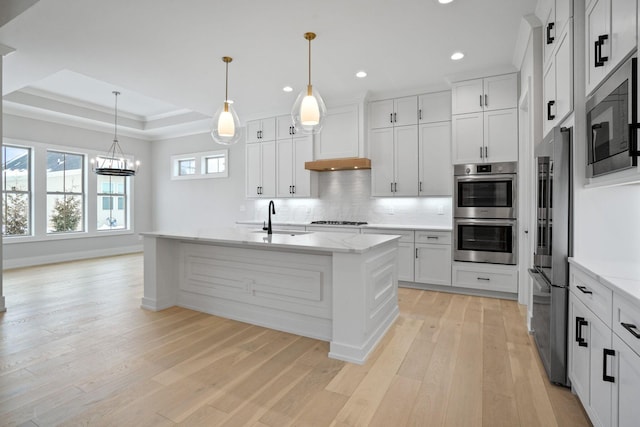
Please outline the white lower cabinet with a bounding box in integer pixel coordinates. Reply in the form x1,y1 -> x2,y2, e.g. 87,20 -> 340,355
414,231 -> 451,286
568,263 -> 640,427
452,262 -> 518,293
362,228 -> 415,282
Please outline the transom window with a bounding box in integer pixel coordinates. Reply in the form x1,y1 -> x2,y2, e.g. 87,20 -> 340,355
171,149 -> 228,180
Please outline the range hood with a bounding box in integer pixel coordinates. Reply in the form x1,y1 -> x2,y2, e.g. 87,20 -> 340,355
304,157 -> 371,171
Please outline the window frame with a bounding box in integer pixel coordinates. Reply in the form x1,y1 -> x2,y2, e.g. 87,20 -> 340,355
171,149 -> 228,180
2,144 -> 33,237
96,172 -> 129,232
46,150 -> 86,234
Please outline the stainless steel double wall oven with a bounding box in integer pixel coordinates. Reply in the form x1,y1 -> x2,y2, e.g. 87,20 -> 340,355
453,162 -> 517,265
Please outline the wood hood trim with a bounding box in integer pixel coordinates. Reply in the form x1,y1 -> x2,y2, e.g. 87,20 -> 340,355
304,157 -> 371,171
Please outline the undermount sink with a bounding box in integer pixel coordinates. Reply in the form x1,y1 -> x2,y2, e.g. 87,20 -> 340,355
251,230 -> 312,236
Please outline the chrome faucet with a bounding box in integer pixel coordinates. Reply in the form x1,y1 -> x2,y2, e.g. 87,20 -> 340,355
267,200 -> 276,235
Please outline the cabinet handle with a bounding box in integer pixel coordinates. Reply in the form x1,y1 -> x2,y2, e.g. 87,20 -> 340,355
603,348 -> 615,383
576,317 -> 588,347
394,182 -> 398,192
393,112 -> 397,123
480,146 -> 483,158
484,94 -> 488,107
292,185 -> 295,194
546,22 -> 555,44
576,285 -> 593,295
390,113 -> 393,124
427,236 -> 438,240
479,95 -> 483,107
484,146 -> 488,158
419,109 -> 422,120
419,181 -> 423,192
547,100 -> 556,120
391,182 -> 394,192
477,277 -> 490,281
595,34 -> 609,67
415,248 -> 418,259
621,322 -> 640,339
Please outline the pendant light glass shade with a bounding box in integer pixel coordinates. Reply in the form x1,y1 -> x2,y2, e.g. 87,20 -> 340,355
92,91 -> 139,177
292,32 -> 326,134
211,57 -> 242,145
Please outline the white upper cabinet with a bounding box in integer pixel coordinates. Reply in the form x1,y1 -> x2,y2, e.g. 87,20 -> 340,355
543,0 -> 573,64
369,96 -> 418,129
276,136 -> 315,198
544,21 -> 573,137
451,74 -> 518,115
314,103 -> 362,159
370,126 -> 419,197
483,109 -> 519,163
246,140 -> 276,198
276,115 -> 300,140
419,121 -> 452,196
452,113 -> 485,164
246,118 -> 276,144
418,91 -> 451,123
585,0 -> 637,95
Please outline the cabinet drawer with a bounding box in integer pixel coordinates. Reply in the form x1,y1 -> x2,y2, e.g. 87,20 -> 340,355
613,293 -> 640,357
362,228 -> 414,243
452,263 -> 517,293
571,266 -> 612,325
415,230 -> 451,245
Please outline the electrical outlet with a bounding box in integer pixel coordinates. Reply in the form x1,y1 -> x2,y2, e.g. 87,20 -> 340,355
437,205 -> 444,215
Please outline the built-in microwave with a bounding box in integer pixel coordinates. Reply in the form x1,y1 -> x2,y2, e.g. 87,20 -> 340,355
454,162 -> 517,219
586,56 -> 639,178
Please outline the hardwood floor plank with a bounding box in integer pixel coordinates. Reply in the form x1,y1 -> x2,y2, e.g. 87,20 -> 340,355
0,255 -> 590,427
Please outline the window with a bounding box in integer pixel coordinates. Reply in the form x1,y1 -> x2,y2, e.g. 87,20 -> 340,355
46,151 -> 84,233
171,150 -> 228,180
2,145 -> 31,236
97,172 -> 127,230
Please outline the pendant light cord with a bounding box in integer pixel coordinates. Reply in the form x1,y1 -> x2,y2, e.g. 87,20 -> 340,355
225,60 -> 229,103
113,91 -> 120,142
308,37 -> 312,87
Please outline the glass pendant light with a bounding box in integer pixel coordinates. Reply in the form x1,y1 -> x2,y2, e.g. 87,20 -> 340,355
91,91 -> 140,176
291,32 -> 326,134
211,56 -> 242,145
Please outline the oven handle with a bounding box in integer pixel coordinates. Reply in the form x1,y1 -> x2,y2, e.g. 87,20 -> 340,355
455,174 -> 517,182
455,218 -> 517,227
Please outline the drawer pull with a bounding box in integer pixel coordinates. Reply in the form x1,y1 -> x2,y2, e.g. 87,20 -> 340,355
576,285 -> 593,295
603,348 -> 615,383
621,322 -> 640,339
576,317 -> 588,347
427,236 -> 439,240
477,277 -> 490,281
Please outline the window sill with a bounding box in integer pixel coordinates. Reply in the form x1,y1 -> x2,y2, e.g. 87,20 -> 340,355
2,229 -> 136,244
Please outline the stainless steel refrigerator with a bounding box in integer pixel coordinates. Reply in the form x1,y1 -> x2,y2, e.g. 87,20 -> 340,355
529,125 -> 573,386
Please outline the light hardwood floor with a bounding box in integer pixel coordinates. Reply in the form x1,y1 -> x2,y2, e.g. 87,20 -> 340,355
0,254 -> 591,426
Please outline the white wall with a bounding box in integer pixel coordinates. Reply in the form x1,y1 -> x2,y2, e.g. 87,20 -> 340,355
2,114 -> 152,268
153,133 -> 452,231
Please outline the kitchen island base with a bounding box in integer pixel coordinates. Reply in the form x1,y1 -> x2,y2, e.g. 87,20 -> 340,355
141,231 -> 400,364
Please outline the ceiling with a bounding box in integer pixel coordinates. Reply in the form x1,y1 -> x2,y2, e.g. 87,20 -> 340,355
0,0 -> 538,137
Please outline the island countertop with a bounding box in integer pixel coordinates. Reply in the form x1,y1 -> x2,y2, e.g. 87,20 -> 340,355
141,228 -> 400,254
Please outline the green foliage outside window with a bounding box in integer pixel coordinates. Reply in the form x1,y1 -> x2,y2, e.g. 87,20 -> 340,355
50,196 -> 82,232
2,193 -> 29,235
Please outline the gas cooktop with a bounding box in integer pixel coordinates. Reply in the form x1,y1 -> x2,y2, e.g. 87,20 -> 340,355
309,221 -> 368,226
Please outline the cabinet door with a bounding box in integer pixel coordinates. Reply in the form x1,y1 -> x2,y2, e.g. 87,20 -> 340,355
415,243 -> 452,286
569,296 -> 591,405
586,0 -> 610,95
452,112 -> 484,164
276,115 -> 296,140
260,140 -> 276,197
293,136 -> 313,197
543,58 -> 557,137
555,0 -> 572,37
276,139 -> 294,198
543,4 -> 556,65
370,128 -> 395,196
613,334 -> 640,427
246,143 -> 262,197
419,122 -> 452,196
315,104 -> 360,159
555,24 -> 573,127
610,0 -> 637,73
483,74 -> 518,111
246,120 -> 262,144
452,79 -> 484,114
589,312 -> 614,427
394,125 -> 419,196
419,91 -> 451,123
260,118 -> 277,142
369,99 -> 394,129
398,242 -> 415,282
484,109 -> 518,163
394,96 -> 418,127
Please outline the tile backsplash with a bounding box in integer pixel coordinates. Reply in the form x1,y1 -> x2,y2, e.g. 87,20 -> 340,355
246,170 -> 452,226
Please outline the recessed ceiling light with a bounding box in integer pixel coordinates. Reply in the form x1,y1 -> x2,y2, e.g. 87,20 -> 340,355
283,86 -> 293,92
356,71 -> 367,78
451,52 -> 464,60
439,0 -> 454,4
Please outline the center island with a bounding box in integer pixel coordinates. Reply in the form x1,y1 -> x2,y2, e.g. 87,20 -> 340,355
140,228 -> 400,364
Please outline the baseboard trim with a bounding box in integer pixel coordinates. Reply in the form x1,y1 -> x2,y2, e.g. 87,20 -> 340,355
3,245 -> 143,270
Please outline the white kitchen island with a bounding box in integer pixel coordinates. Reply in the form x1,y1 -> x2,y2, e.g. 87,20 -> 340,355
140,228 -> 400,364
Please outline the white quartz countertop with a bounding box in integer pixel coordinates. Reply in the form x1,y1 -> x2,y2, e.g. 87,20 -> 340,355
235,220 -> 452,232
141,228 -> 401,254
569,257 -> 640,302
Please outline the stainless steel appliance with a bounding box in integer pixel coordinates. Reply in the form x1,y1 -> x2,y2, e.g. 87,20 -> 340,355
309,221 -> 368,225
454,162 -> 517,219
586,56 -> 639,177
453,218 -> 517,265
530,125 -> 573,387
